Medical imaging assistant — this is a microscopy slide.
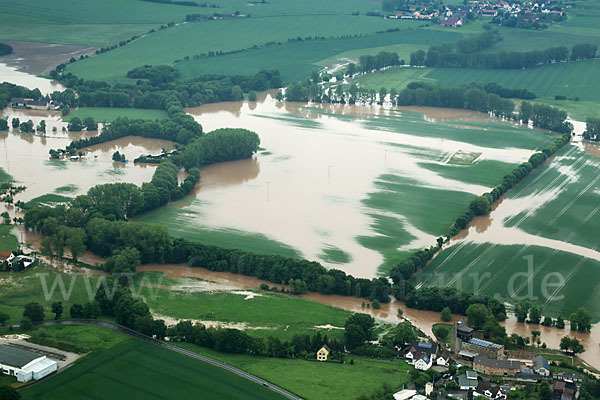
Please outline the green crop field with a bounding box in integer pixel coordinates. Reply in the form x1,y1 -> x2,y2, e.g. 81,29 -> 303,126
20,339 -> 286,400
63,107 -> 168,122
177,342 -> 412,400
65,20 -> 460,82
356,60 -> 600,120
416,143 -> 600,321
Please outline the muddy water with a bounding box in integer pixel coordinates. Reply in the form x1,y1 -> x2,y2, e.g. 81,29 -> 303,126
183,95 -> 542,277
0,108 -> 175,202
0,63 -> 65,94
139,263 -> 600,371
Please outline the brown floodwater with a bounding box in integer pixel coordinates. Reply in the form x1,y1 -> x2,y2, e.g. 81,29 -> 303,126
0,108 -> 176,202
138,263 -> 600,371
0,63 -> 65,94
183,95 -> 542,277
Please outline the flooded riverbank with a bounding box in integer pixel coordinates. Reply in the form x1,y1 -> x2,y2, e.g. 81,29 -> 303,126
138,263 -> 600,371
0,107 -> 176,203
0,63 -> 65,94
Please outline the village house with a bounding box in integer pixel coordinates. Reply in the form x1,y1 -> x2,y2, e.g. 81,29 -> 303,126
404,341 -> 437,364
473,356 -> 521,377
474,382 -> 507,399
553,370 -> 584,383
10,96 -> 52,110
532,355 -> 550,376
316,345 -> 329,361
458,370 -> 478,390
440,16 -> 463,27
554,381 -> 576,400
515,367 -> 551,383
413,353 -> 432,371
0,344 -> 57,383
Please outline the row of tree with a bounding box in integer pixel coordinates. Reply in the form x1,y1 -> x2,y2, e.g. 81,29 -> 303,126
520,101 -> 573,133
584,117 -> 600,141
515,302 -> 592,332
410,42 -> 597,69
0,82 -> 42,109
50,67 -> 281,110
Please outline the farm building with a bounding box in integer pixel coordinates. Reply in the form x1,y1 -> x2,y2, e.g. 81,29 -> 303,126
0,344 -> 57,382
451,319 -> 505,359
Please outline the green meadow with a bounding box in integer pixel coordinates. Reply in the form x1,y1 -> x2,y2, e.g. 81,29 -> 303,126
20,339 -> 285,400
0,224 -> 19,252
135,271 -> 351,339
177,342 -> 412,400
63,107 -> 168,122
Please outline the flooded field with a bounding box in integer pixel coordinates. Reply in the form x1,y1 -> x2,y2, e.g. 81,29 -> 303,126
0,107 -> 175,203
136,94 -> 553,277
420,136 -> 600,321
138,263 -> 600,372
0,63 -> 65,94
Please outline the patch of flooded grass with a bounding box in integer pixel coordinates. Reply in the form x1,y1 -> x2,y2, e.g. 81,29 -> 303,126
26,193 -> 72,208
318,245 -> 353,265
63,107 -> 168,123
54,184 -> 78,194
0,167 -> 12,183
419,160 -> 517,187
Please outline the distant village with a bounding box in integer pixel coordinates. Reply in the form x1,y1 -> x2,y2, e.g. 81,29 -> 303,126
386,0 -> 567,28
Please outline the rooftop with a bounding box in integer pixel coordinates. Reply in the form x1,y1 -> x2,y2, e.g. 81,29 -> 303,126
468,337 -> 503,349
474,356 -> 521,370
0,344 -> 44,368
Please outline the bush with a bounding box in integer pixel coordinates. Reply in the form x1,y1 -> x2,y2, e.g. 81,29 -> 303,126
433,324 -> 450,341
259,283 -> 269,290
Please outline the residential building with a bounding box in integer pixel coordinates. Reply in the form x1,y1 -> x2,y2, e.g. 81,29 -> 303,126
404,341 -> 437,365
0,344 -> 57,383
414,353 -> 432,371
532,355 -> 550,376
316,345 -> 330,361
473,356 -> 521,377
554,381 -> 576,400
458,370 -> 478,390
474,382 -> 507,399
516,367 -> 551,382
553,370 -> 584,383
440,16 -> 463,26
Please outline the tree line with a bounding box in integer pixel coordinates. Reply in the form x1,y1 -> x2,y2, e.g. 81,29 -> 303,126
411,41 -> 597,69
50,67 -> 281,110
0,82 -> 42,109
583,117 -> 600,141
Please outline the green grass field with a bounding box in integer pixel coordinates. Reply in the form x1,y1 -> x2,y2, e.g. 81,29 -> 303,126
0,224 -> 18,252
63,107 -> 168,122
27,324 -> 130,354
25,193 -> 72,208
135,271 -> 351,339
0,167 -> 12,182
416,144 -> 600,321
177,342 -> 412,400
20,339 -> 286,400
65,22 -> 460,82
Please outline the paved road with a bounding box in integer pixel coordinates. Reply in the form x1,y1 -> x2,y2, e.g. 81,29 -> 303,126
30,319 -> 303,400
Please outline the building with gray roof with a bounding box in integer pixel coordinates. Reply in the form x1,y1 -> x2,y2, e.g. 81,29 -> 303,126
0,344 -> 57,382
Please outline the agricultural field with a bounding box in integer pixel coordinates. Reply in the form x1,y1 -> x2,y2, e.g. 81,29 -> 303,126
138,99 -> 555,276
416,142 -> 600,321
65,19 -> 458,83
63,107 -> 168,123
20,339 -> 285,400
177,342 -> 412,400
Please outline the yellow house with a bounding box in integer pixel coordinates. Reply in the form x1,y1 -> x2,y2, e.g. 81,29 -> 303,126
316,345 -> 330,361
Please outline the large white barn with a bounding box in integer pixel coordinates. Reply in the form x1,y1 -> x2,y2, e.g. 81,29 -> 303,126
0,344 -> 57,382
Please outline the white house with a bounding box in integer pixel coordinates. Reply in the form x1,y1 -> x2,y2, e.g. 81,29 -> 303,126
436,356 -> 447,366
474,382 -> 507,399
414,354 -> 432,371
0,344 -> 57,383
532,355 -> 550,377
